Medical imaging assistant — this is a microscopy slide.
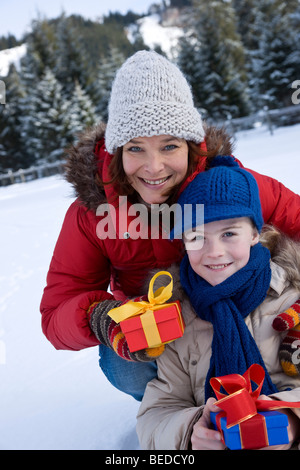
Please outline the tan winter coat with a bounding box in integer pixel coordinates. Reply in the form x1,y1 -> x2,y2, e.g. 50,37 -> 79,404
136,235 -> 300,450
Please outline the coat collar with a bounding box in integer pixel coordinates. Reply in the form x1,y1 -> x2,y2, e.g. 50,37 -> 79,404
269,261 -> 289,295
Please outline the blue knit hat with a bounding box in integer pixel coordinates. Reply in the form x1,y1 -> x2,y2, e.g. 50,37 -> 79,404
171,156 -> 264,238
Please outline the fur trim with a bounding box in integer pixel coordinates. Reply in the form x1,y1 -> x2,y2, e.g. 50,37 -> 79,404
65,123 -> 107,211
260,225 -> 300,291
64,122 -> 234,212
204,124 -> 234,161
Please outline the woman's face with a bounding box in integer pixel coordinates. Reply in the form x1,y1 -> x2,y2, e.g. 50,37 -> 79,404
122,135 -> 189,204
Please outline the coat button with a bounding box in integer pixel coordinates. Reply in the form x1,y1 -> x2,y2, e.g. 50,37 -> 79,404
191,360 -> 197,366
123,232 -> 130,239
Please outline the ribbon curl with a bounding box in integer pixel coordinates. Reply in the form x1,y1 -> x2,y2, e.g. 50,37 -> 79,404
210,364 -> 300,428
108,271 -> 173,323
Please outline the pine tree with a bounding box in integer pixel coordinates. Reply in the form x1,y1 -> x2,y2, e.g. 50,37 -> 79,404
54,14 -> 90,99
236,0 -> 300,110
28,18 -> 56,72
94,47 -> 126,122
19,38 -> 43,91
232,0 -> 260,51
0,65 -> 32,171
169,0 -> 193,7
177,35 -> 206,114
20,68 -> 72,164
178,0 -> 249,120
68,81 -> 97,140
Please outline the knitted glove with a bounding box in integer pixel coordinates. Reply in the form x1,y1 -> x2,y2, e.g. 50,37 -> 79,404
272,300 -> 300,376
89,298 -> 165,362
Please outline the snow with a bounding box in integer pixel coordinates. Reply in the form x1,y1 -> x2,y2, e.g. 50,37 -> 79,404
0,44 -> 27,77
233,123 -> 299,194
128,14 -> 183,59
0,124 -> 299,450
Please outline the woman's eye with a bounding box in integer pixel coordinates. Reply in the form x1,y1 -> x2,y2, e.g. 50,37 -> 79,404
127,146 -> 142,152
164,144 -> 178,151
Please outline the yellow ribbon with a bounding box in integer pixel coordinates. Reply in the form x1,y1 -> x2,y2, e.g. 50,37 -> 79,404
108,271 -> 173,324
140,309 -> 162,348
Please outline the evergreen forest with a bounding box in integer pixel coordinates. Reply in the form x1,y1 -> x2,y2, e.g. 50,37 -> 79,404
0,0 -> 299,173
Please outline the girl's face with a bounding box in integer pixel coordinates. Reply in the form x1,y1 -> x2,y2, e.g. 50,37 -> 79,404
184,218 -> 259,286
122,135 -> 189,204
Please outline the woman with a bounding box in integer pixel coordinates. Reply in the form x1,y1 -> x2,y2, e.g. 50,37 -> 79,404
40,51 -> 300,401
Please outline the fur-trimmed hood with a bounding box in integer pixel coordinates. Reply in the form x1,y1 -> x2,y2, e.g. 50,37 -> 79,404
64,122 -> 234,212
260,226 -> 300,292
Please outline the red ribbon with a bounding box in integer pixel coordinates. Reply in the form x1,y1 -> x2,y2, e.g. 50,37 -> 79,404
210,364 -> 300,449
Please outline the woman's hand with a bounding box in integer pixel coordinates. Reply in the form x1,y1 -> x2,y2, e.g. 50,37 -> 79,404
258,395 -> 300,450
191,397 -> 226,450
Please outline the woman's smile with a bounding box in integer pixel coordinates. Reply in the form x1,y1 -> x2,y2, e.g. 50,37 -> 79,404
140,176 -> 171,186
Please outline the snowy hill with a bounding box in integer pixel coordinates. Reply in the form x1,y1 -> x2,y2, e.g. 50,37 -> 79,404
0,123 -> 299,450
0,10 -> 183,78
127,13 -> 184,58
0,44 -> 27,77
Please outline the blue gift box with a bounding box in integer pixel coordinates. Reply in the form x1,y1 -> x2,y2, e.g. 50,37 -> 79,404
210,410 -> 289,450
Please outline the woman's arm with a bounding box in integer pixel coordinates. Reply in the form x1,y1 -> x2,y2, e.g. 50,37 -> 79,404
242,165 -> 300,239
40,201 -> 113,350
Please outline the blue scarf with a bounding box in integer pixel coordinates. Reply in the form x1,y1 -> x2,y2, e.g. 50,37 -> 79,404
180,243 -> 278,400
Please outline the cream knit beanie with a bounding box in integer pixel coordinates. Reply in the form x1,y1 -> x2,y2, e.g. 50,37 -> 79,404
105,50 -> 205,154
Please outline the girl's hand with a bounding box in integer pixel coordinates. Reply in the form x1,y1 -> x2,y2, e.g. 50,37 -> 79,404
191,397 -> 226,450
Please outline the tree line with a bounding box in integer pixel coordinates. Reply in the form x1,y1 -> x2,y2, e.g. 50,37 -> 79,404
0,0 -> 299,172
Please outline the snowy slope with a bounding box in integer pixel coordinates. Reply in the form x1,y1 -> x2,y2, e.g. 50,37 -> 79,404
0,44 -> 26,77
128,14 -> 183,58
0,12 -> 181,79
0,124 -> 299,450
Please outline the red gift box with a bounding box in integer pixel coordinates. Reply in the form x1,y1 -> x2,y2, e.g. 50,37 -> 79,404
108,271 -> 185,352
120,301 -> 183,352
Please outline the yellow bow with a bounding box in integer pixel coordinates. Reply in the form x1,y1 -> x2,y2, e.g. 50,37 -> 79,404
108,271 -> 173,324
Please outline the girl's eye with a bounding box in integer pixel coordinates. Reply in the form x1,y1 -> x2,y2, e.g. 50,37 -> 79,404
195,234 -> 204,241
188,234 -> 204,243
223,232 -> 235,238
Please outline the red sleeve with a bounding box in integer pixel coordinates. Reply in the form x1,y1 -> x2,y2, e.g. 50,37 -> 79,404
40,200 -> 113,351
237,161 -> 300,240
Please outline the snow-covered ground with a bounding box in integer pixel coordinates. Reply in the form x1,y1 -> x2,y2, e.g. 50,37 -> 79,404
0,123 -> 299,450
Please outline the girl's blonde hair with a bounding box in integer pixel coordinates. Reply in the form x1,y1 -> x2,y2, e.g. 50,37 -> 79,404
260,225 -> 300,291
